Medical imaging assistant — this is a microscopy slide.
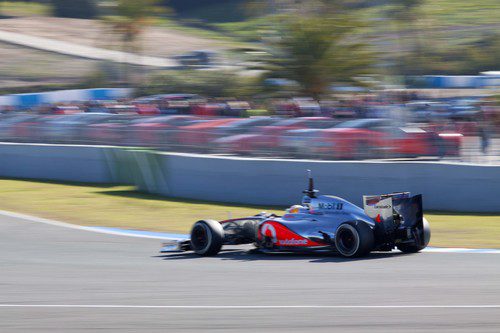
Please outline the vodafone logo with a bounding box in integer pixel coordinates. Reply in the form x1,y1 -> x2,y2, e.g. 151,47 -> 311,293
261,223 -> 310,246
261,223 -> 277,243
278,238 -> 308,246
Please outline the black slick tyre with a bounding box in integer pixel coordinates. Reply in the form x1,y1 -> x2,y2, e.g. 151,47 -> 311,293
335,221 -> 374,258
397,217 -> 431,253
190,220 -> 224,256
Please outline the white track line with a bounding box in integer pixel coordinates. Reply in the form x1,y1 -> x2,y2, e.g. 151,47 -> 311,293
0,210 -> 171,240
1,209 -> 499,253
0,304 -> 499,309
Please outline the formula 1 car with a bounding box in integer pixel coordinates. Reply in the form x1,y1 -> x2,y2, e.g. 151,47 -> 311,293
161,172 -> 431,258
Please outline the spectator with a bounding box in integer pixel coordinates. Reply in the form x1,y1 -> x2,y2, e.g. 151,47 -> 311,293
478,120 -> 491,155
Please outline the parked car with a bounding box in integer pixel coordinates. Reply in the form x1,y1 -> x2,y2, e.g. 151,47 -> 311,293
0,114 -> 40,141
273,98 -> 321,117
127,115 -> 199,147
214,117 -> 336,156
83,115 -> 140,145
280,128 -> 332,158
42,113 -> 116,143
50,105 -> 83,115
174,51 -> 215,67
175,118 -> 240,152
133,94 -> 205,115
10,114 -> 63,143
215,117 -> 278,137
309,118 -> 462,159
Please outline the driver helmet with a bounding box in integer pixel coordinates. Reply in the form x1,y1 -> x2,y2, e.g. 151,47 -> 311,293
287,205 -> 305,214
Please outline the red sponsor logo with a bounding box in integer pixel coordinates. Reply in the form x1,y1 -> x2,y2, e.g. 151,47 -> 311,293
259,221 -> 325,247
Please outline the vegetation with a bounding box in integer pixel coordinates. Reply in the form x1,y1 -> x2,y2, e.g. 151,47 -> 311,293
378,0 -> 500,76
137,70 -> 264,99
0,1 -> 51,17
407,32 -> 500,75
0,178 -> 499,248
107,0 -> 165,45
0,179 -> 279,234
103,0 -> 165,85
210,1 -> 500,77
1,0 -> 498,91
261,1 -> 373,97
385,0 -> 425,75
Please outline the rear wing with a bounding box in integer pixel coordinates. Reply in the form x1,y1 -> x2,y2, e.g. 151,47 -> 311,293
363,192 -> 423,230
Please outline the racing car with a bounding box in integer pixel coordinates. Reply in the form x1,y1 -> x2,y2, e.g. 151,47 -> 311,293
161,171 -> 431,258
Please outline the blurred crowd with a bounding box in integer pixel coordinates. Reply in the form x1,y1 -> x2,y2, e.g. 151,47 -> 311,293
0,91 -> 498,161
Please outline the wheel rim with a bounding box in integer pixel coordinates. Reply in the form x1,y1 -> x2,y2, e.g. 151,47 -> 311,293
336,225 -> 360,256
192,224 -> 209,250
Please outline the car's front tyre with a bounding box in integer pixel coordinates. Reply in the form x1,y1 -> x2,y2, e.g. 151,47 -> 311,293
190,220 -> 224,256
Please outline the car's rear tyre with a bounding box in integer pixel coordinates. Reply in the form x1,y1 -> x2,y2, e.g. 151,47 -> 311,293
397,217 -> 431,253
190,220 -> 224,256
335,221 -> 374,258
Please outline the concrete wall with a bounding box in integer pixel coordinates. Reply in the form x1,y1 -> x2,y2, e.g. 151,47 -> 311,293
152,154 -> 500,212
0,143 -> 113,183
0,143 -> 499,212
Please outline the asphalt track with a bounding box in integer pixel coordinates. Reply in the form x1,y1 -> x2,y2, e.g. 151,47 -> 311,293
1,214 -> 499,332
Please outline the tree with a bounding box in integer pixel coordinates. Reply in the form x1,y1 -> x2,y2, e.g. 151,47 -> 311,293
269,13 -> 372,97
138,70 -> 263,98
386,0 -> 425,76
105,0 -> 165,85
108,0 -> 164,47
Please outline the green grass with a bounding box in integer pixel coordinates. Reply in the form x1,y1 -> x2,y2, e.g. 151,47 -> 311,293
0,178 -> 279,233
419,0 -> 500,26
206,0 -> 500,43
0,1 -> 51,17
0,178 -> 498,249
354,0 -> 500,27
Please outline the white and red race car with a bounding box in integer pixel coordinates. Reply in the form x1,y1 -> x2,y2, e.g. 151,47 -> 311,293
162,172 -> 431,258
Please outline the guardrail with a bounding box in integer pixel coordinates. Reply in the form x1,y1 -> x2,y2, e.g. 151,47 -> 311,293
0,143 -> 498,212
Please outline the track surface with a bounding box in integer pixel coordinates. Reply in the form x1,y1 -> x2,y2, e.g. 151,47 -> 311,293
1,214 -> 499,332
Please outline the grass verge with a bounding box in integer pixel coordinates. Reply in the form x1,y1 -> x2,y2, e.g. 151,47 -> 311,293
0,1 -> 51,17
0,178 -> 498,248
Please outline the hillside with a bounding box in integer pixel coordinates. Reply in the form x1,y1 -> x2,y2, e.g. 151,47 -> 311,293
0,0 -> 497,90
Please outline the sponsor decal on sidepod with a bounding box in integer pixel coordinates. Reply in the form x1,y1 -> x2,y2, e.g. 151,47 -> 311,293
260,221 -> 324,247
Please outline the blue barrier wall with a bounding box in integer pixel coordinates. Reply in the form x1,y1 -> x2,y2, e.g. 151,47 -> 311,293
0,144 -> 499,212
425,75 -> 500,88
0,88 -> 132,108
